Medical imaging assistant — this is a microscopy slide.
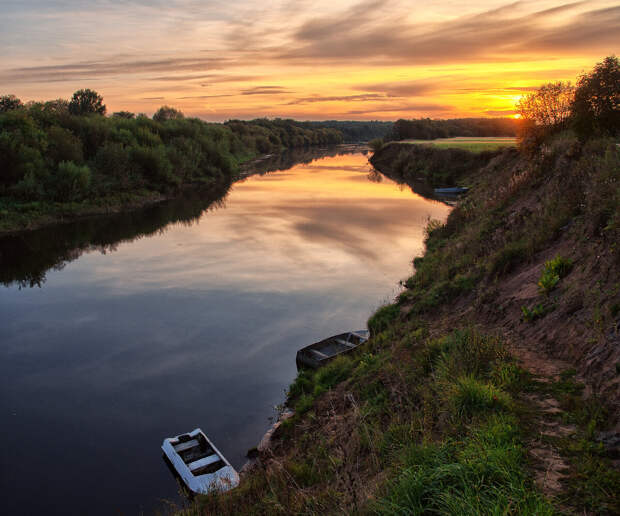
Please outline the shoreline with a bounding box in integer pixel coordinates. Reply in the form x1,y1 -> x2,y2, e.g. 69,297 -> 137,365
0,152 -> 281,238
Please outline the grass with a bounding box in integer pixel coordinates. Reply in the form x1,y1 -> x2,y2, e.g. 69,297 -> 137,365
400,137 -> 517,153
180,136 -> 619,515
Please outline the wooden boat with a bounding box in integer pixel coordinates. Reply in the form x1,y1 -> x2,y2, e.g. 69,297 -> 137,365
161,428 -> 239,494
434,186 -> 469,195
296,330 -> 369,369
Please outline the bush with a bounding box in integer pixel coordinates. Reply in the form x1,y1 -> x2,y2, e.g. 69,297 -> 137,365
538,255 -> 572,295
53,161 -> 91,201
369,138 -> 384,152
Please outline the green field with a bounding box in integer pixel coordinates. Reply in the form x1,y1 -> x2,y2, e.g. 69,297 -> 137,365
401,136 -> 517,153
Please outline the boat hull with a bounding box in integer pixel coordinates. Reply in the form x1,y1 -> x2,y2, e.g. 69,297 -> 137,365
162,428 -> 239,494
296,330 -> 369,369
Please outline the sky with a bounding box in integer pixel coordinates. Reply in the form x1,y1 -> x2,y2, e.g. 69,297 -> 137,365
1,0 -> 618,120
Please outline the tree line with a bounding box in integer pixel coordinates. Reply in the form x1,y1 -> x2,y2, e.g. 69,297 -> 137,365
387,117 -> 520,141
0,90 -> 343,207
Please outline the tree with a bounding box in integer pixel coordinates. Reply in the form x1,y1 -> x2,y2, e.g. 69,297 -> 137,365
153,105 -> 184,122
112,111 -> 135,119
68,89 -> 106,116
572,55 -> 620,138
517,82 -> 574,129
0,94 -> 23,113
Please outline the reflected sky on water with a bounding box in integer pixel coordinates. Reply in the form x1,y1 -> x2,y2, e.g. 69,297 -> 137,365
0,150 -> 449,515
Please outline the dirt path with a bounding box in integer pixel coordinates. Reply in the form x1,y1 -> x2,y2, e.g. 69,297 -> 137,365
511,345 -> 575,502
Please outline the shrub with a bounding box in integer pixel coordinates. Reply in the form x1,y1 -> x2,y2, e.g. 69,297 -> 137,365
521,303 -> 548,322
538,255 -> 572,295
52,161 -> 91,201
369,138 -> 384,152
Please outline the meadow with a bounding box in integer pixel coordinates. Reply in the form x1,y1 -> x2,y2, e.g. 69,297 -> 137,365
401,136 -> 517,153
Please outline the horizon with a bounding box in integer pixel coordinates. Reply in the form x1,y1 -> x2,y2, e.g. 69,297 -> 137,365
1,1 -> 618,121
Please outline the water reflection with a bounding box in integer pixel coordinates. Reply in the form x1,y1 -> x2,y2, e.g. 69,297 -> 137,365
0,148 -> 449,515
0,146 -> 364,289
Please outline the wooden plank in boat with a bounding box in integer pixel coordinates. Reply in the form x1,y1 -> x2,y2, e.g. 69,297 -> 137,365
188,454 -> 221,472
335,338 -> 356,348
174,439 -> 199,452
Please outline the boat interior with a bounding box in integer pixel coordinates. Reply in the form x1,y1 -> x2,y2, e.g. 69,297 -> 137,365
172,433 -> 226,476
310,332 -> 366,360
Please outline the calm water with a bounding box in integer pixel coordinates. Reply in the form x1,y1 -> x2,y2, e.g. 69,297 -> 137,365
0,147 -> 449,515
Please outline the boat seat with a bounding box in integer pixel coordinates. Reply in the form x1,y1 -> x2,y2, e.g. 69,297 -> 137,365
335,338 -> 356,348
309,349 -> 329,359
173,439 -> 200,452
188,454 -> 221,472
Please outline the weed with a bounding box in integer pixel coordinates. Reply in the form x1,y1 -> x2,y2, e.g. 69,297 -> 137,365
538,255 -> 573,295
521,303 -> 550,322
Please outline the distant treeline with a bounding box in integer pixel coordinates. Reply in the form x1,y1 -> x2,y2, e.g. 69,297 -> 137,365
293,120 -> 394,142
388,118 -> 520,141
0,91 -> 342,211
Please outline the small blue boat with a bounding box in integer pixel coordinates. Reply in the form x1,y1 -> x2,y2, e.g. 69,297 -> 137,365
434,187 -> 469,195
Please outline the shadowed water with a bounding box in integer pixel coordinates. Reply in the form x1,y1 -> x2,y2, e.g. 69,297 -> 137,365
0,147 -> 450,515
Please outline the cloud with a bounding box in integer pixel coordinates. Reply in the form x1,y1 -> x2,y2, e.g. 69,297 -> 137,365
277,1 -> 620,64
176,94 -> 235,99
241,86 -> 292,95
346,103 -> 453,115
485,109 -> 519,116
357,79 -> 445,97
286,93 -> 397,105
1,56 -> 231,83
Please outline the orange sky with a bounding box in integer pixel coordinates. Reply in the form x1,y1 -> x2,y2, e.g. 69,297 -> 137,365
1,0 -> 618,120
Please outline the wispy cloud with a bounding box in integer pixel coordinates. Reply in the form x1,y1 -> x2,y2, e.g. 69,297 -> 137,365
1,0 -> 617,119
286,93 -> 397,105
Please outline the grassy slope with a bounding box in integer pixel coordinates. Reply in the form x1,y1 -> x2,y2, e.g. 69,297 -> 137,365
177,135 -> 619,515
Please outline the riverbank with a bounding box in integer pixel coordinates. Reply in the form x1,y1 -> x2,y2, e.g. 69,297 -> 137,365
183,135 -> 619,515
0,100 -> 343,235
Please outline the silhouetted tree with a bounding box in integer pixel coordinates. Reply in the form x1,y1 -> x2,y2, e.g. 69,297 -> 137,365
572,55 -> 620,138
516,82 -> 574,129
153,106 -> 184,122
68,89 -> 106,116
0,94 -> 23,113
112,111 -> 135,119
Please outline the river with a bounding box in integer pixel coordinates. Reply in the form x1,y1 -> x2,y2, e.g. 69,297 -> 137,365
0,146 -> 450,514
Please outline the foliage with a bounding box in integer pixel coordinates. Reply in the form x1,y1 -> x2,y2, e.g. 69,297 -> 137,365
369,138 -> 384,151
153,105 -> 184,122
572,55 -> 620,139
538,255 -> 572,295
293,120 -> 393,142
368,303 -> 400,335
53,161 -> 91,201
521,303 -> 548,322
0,92 -> 345,229
0,94 -> 23,113
517,82 -> 574,129
389,117 -> 519,141
68,89 -> 106,116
